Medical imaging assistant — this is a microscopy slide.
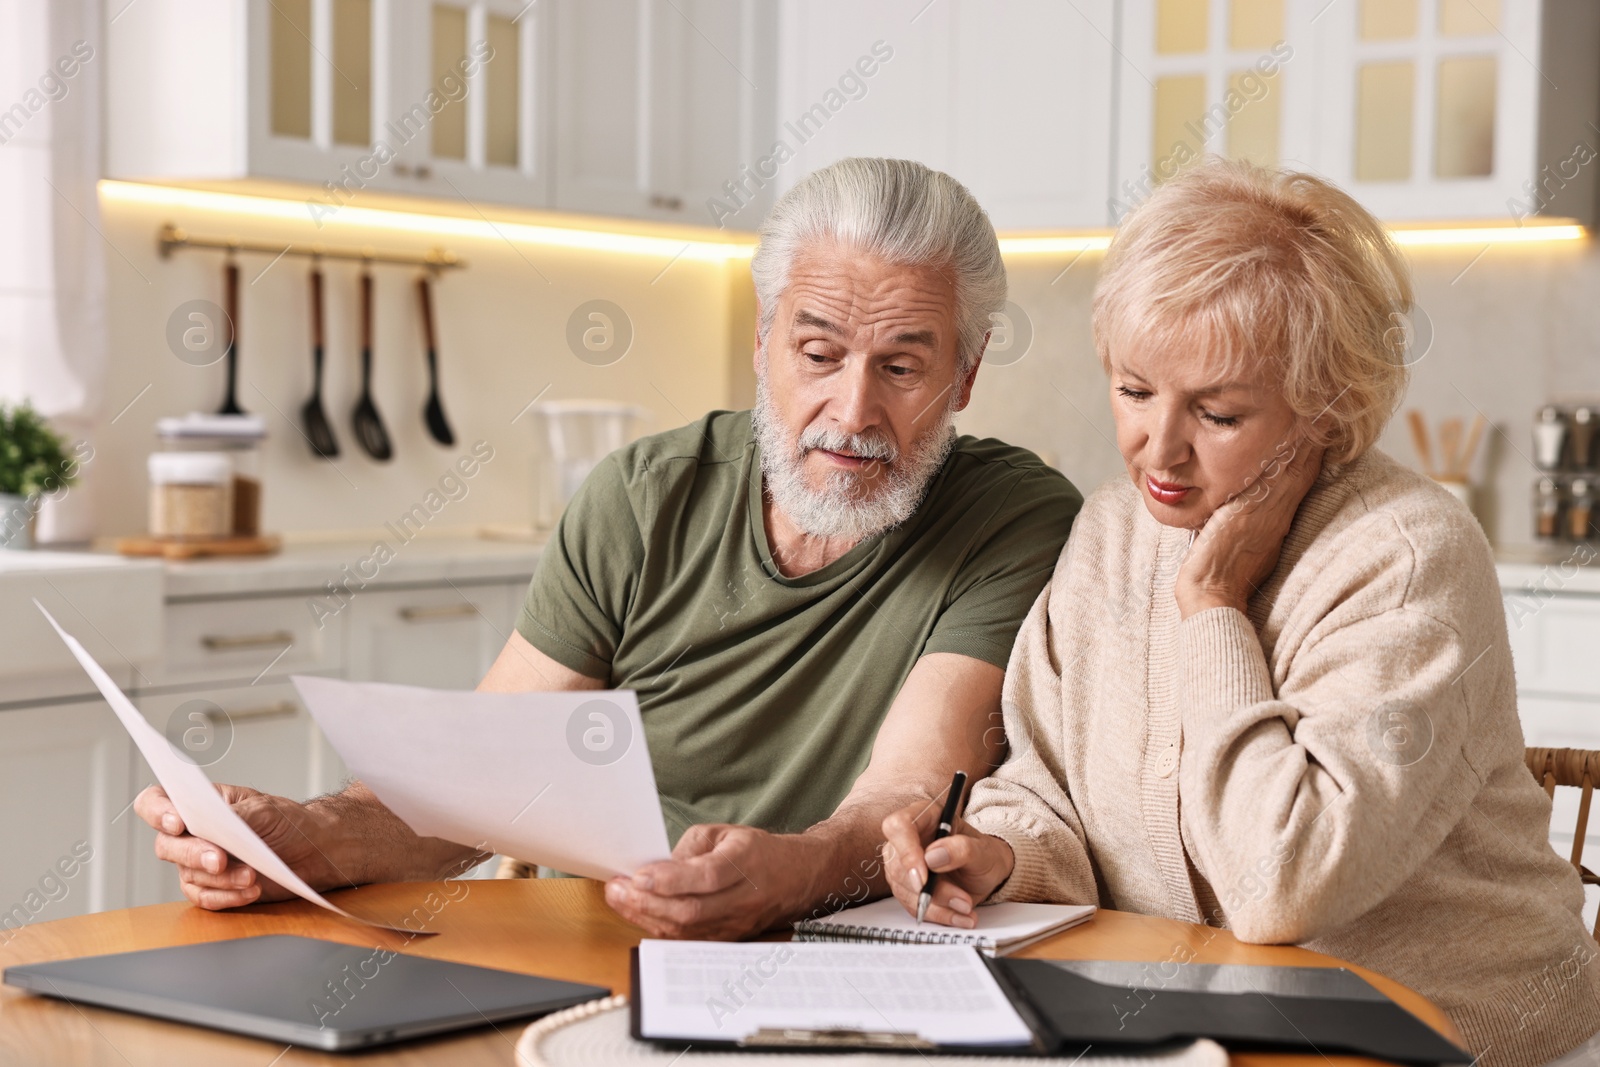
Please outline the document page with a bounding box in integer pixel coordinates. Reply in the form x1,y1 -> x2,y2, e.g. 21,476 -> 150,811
636,940 -> 1034,1047
292,674 -> 671,882
36,602 -> 415,933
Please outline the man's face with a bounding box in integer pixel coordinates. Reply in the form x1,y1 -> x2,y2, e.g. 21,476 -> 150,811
753,240 -> 982,540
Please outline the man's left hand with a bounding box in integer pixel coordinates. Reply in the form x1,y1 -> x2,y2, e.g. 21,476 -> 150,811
604,823 -> 815,939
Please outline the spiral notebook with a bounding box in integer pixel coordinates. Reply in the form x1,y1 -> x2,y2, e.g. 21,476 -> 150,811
793,898 -> 1096,956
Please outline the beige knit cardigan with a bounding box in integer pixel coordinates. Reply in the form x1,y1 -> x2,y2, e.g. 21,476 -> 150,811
965,447 -> 1600,1067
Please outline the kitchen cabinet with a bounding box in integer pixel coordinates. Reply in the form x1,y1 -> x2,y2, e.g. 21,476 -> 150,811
107,0 -> 770,222
772,0 -> 1116,230
106,0 -> 554,207
107,0 -> 399,191
1503,581 -> 1600,923
345,581 -> 521,688
1113,0 -> 1600,225
0,701 -> 134,925
552,0 -> 778,228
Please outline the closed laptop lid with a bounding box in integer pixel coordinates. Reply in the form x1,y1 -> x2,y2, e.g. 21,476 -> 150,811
3,934 -> 608,1051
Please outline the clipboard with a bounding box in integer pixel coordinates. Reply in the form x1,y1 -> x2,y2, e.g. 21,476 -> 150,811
628,946 -> 1474,1063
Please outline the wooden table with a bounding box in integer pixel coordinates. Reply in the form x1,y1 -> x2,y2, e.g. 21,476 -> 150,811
0,879 -> 1461,1066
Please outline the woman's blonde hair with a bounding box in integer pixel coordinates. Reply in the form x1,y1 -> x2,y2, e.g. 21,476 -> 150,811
1091,158 -> 1413,464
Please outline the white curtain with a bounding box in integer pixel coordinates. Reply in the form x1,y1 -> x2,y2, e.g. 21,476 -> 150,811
0,0 -> 106,543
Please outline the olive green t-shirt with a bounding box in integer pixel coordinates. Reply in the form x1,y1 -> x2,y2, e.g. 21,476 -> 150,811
516,409 -> 1081,843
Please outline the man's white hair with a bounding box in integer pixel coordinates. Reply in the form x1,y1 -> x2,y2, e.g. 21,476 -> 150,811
750,157 -> 1007,373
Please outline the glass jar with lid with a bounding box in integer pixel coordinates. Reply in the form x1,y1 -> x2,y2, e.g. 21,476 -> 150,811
154,413 -> 266,537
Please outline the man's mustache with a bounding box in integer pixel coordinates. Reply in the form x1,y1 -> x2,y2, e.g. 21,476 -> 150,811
797,426 -> 898,466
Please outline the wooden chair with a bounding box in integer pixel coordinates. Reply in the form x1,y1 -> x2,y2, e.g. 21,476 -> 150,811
1525,747 -> 1600,939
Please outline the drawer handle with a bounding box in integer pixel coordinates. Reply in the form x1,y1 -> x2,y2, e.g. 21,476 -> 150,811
205,701 -> 298,723
398,604 -> 480,622
650,193 -> 684,211
200,631 -> 295,651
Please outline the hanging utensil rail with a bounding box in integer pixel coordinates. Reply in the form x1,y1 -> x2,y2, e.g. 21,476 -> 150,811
158,223 -> 467,270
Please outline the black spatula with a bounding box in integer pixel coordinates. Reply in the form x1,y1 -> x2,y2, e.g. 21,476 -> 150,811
350,269 -> 393,462
416,274 -> 455,446
299,265 -> 339,458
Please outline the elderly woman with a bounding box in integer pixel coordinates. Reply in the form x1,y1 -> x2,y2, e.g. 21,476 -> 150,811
881,159 -> 1600,1067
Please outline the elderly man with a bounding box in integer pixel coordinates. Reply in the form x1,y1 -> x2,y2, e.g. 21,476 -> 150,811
136,157 -> 1082,940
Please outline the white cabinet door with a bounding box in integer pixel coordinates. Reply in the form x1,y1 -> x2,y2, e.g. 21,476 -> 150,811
345,582 -> 514,689
773,0 -> 1114,230
0,701 -> 133,927
554,0 -> 777,227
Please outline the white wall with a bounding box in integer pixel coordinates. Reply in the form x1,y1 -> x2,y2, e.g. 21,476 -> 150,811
89,190 -> 752,540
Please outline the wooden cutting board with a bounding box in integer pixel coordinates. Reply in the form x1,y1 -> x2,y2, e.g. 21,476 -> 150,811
116,534 -> 282,560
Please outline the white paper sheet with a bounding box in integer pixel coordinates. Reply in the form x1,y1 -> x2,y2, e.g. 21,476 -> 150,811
291,674 -> 671,882
636,940 -> 1035,1047
35,601 -> 412,933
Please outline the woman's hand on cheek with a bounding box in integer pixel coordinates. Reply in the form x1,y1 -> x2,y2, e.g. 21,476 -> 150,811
1176,439 -> 1325,619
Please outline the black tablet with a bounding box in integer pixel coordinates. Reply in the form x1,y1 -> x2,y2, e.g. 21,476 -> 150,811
4,934 -> 608,1051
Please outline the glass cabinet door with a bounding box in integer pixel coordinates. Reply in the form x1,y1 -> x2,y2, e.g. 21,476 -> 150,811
265,0 -> 382,151
1113,0 -> 1300,220
401,0 -> 547,205
1311,0 -> 1542,221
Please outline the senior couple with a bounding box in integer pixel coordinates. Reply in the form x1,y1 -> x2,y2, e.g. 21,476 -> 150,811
138,157 -> 1600,1066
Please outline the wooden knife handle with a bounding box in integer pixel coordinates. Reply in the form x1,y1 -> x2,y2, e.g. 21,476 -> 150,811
417,275 -> 437,351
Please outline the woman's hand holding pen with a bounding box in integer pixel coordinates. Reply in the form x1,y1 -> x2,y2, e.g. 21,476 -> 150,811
880,800 -> 1016,928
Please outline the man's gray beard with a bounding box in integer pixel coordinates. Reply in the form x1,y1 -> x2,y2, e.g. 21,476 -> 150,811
751,377 -> 959,543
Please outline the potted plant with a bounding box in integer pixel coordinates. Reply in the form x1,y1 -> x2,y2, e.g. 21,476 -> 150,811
0,403 -> 78,550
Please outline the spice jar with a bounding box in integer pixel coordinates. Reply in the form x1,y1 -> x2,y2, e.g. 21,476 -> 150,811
149,453 -> 233,540
1534,477 -> 1563,541
1534,406 -> 1568,470
1570,478 -> 1596,541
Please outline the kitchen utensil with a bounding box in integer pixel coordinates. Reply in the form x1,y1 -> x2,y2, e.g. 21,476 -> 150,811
416,274 -> 455,447
217,259 -> 245,415
350,269 -> 393,462
1457,414 -> 1486,480
1439,417 -> 1463,479
1534,406 -> 1568,470
299,265 -> 340,459
1407,409 -> 1434,477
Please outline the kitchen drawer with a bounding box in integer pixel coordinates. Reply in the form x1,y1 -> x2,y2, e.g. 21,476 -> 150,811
1505,594 -> 1600,700
144,595 -> 345,689
129,679 -> 332,907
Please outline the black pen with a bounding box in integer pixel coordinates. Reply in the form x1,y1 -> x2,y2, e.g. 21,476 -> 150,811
917,770 -> 968,925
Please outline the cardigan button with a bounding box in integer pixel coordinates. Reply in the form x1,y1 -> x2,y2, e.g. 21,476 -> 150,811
1156,745 -> 1178,778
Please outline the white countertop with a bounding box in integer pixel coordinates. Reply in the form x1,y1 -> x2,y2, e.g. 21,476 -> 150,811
160,535 -> 544,599
1495,544 -> 1600,597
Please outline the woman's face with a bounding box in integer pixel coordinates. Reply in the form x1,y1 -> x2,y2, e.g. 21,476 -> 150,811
1109,334 -> 1302,529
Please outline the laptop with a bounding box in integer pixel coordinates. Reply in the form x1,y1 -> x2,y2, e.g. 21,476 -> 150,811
3,934 -> 609,1051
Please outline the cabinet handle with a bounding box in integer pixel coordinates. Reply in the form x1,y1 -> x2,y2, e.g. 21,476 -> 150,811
205,701 -> 299,723
200,631 -> 295,651
414,164 -> 432,179
650,193 -> 684,211
398,603 -> 479,622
